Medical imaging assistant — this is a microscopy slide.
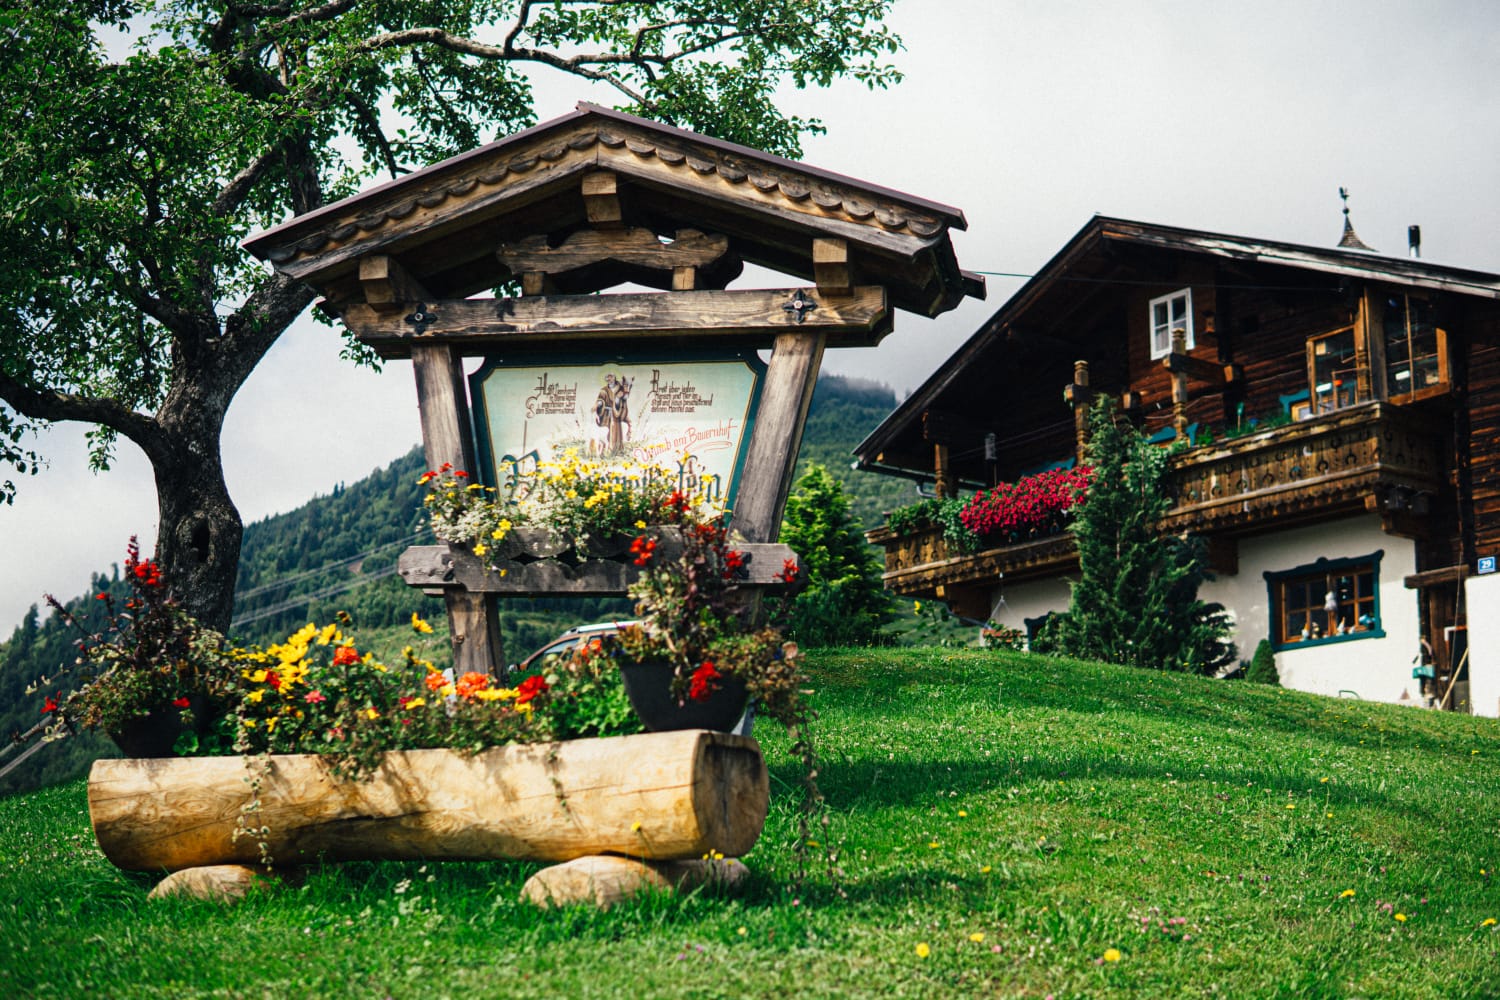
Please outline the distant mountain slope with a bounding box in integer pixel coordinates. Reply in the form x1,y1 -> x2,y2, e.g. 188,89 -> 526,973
0,373 -> 908,796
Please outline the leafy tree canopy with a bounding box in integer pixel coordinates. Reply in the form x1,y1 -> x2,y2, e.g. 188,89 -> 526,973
0,0 -> 902,628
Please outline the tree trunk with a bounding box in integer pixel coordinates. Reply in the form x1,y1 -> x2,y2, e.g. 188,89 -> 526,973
152,443 -> 242,633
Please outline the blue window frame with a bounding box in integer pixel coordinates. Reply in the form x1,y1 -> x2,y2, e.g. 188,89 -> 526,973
1263,551 -> 1385,651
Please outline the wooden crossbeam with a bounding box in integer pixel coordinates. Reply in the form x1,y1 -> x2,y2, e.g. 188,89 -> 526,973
342,286 -> 891,358
1163,352 -> 1242,385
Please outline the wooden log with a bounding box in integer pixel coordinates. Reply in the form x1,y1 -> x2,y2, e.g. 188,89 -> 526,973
88,731 -> 769,873
342,286 -> 890,358
521,855 -> 748,909
148,865 -> 293,903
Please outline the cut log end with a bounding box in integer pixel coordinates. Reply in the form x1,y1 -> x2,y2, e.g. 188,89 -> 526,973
521,855 -> 749,909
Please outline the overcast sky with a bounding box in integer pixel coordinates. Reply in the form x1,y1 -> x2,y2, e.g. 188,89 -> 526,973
5,0 -> 1499,633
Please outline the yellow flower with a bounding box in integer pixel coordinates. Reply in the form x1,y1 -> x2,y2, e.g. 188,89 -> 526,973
405,697 -> 426,710
631,821 -> 642,832
980,865 -> 992,874
317,623 -> 339,645
473,542 -> 488,557
411,613 -> 434,634
1340,889 -> 1356,898
958,810 -> 968,818
246,689 -> 265,704
737,927 -> 747,937
1482,918 -> 1497,927
439,684 -> 456,698
1285,804 -> 1296,810
914,601 -> 922,613
1394,913 -> 1407,922
1320,777 -> 1329,783
364,707 -> 379,720
474,688 -> 507,701
928,840 -> 940,849
634,519 -> 647,529
265,716 -> 278,733
968,932 -> 985,943
1103,948 -> 1121,963
250,669 -> 269,684
242,719 -> 256,728
915,943 -> 930,959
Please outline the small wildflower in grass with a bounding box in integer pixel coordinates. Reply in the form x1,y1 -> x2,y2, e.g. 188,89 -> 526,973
958,810 -> 968,817
1320,777 -> 1329,783
410,613 -> 434,634
928,840 -> 940,849
1103,948 -> 1121,963
968,932 -> 985,943
1482,918 -> 1496,927
737,927 -> 748,937
1340,889 -> 1356,898
1285,804 -> 1295,810
915,943 -> 930,959
980,865 -> 992,874
1394,913 -> 1407,922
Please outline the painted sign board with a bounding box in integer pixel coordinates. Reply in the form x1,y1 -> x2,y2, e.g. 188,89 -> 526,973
1479,555 -> 1496,575
469,352 -> 764,510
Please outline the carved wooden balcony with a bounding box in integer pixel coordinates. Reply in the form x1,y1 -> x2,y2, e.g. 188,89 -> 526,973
866,523 -> 1078,599
867,402 -> 1443,602
1160,402 -> 1442,535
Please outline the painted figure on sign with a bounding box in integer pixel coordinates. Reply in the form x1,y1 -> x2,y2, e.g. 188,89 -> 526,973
592,373 -> 634,455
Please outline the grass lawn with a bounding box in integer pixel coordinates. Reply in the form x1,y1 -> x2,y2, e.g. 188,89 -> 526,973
3,647 -> 1498,998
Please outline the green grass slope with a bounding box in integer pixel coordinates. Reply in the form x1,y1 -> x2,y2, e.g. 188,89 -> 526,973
3,649 -> 1497,999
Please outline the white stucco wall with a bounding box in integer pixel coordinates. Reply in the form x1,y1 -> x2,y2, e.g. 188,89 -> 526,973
981,514 -> 1422,705
1466,573 -> 1500,718
1199,515 -> 1419,704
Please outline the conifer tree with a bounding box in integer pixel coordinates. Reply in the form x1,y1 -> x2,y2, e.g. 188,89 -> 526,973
1245,639 -> 1280,685
779,464 -> 891,647
1035,399 -> 1234,674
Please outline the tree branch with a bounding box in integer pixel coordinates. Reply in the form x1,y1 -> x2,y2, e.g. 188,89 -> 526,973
216,271 -> 317,386
0,371 -> 168,462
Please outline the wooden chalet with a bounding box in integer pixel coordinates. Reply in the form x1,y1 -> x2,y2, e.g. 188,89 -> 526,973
856,215 -> 1500,714
244,103 -> 982,672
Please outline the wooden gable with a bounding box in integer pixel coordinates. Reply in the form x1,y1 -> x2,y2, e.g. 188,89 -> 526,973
244,102 -> 983,352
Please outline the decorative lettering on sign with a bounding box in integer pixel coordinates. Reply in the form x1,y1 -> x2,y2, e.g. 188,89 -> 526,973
646,369 -> 715,414
524,373 -> 579,418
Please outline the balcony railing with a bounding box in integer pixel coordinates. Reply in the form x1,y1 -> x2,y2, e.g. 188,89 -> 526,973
869,402 -> 1441,598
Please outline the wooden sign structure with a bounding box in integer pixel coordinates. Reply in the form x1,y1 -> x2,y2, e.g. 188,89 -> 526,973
245,102 -> 983,673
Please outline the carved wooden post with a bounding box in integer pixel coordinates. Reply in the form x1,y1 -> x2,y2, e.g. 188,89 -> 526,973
1170,328 -> 1190,441
411,342 -> 503,676
1063,359 -> 1092,464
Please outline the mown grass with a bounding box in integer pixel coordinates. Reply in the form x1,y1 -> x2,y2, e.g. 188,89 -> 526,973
3,648 -> 1499,998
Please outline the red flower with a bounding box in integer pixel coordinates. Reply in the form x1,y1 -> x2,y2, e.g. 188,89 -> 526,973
775,558 -> 800,583
515,674 -> 549,705
172,697 -> 191,708
439,462 -> 453,472
721,549 -> 746,579
332,645 -> 360,667
130,560 -> 163,587
265,670 -> 282,691
42,695 -> 58,714
454,470 -> 469,478
425,671 -> 448,692
630,534 -> 658,566
689,661 -> 721,702
305,691 -> 327,704
95,593 -> 108,601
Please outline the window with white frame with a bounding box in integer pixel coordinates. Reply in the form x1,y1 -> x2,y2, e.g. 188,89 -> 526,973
1149,288 -> 1194,360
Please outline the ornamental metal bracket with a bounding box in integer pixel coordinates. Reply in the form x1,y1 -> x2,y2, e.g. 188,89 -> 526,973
405,303 -> 438,335
781,289 -> 818,324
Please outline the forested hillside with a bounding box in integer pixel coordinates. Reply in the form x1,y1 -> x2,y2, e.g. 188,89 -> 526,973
0,374 -> 908,796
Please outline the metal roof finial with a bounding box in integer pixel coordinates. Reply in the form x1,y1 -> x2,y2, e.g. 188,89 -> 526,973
1337,186 -> 1376,252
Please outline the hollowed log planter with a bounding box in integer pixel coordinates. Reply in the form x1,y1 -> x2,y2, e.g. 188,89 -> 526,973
87,730 -> 768,873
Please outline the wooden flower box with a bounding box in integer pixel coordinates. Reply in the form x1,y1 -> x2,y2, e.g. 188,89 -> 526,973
88,730 -> 768,882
